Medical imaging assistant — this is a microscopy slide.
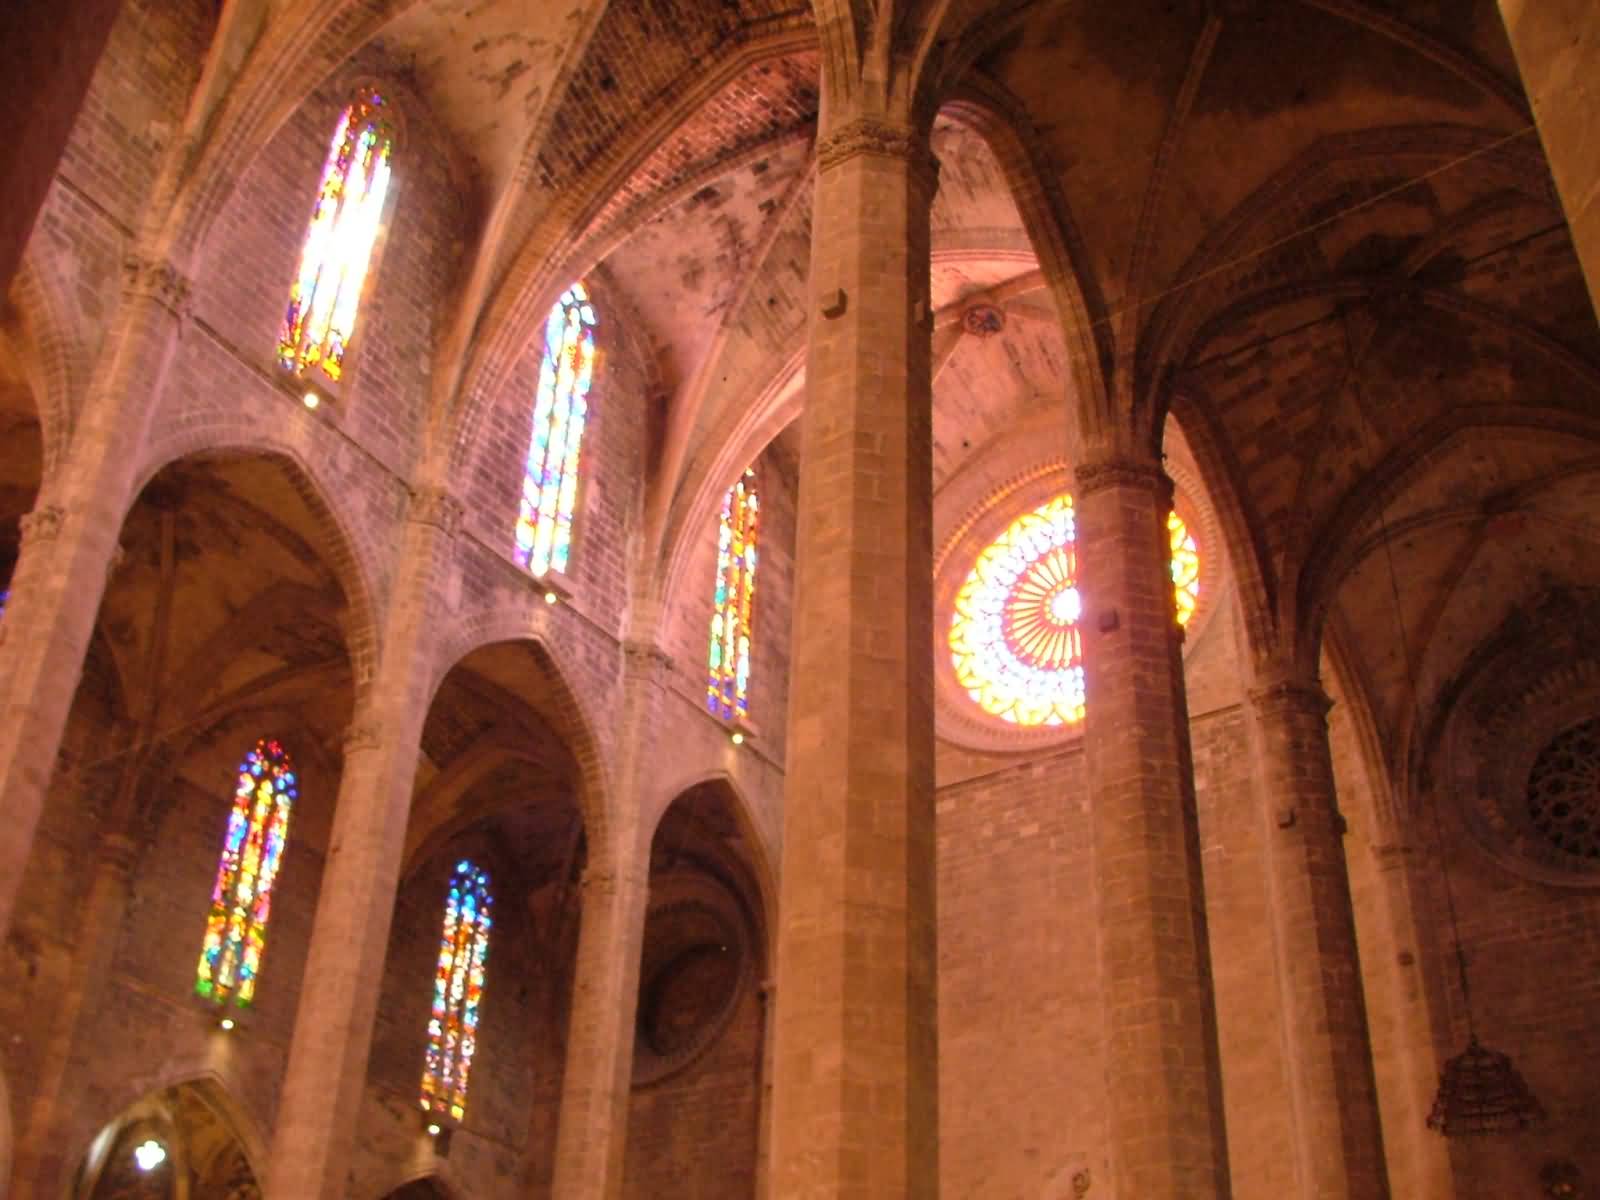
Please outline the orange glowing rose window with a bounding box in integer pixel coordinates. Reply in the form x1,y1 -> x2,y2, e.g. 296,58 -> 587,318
949,495 -> 1199,727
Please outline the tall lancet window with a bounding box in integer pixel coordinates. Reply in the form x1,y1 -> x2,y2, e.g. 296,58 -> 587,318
278,86 -> 396,382
195,739 -> 296,1007
515,283 -> 597,577
707,470 -> 759,721
420,860 -> 493,1125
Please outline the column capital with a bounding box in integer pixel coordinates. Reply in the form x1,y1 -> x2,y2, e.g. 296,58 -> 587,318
342,720 -> 383,755
94,831 -> 141,878
19,503 -> 66,546
406,485 -> 464,535
815,116 -> 939,194
121,253 -> 192,319
1248,674 -> 1333,717
579,864 -> 648,898
1072,456 -> 1173,503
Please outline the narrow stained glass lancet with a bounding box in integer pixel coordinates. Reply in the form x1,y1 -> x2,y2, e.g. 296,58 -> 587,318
514,283 -> 597,576
707,471 -> 760,720
278,86 -> 395,382
421,860 -> 493,1124
195,739 -> 296,1007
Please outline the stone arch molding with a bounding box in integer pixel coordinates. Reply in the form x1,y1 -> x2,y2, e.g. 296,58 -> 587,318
423,624 -> 617,869
1435,587 -> 1600,887
129,437 -> 387,696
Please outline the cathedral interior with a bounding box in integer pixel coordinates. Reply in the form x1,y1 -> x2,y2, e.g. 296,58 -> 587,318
0,0 -> 1598,1197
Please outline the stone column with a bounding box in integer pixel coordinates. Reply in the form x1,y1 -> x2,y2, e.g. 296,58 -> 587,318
548,863 -> 650,1199
1072,455 -> 1230,1199
753,978 -> 776,1199
1248,671 -> 1388,1198
10,831 -> 140,1199
0,254 -> 189,940
0,0 -> 123,290
548,641 -> 661,1200
1499,1 -> 1600,314
769,110 -> 939,1199
262,488 -> 459,1200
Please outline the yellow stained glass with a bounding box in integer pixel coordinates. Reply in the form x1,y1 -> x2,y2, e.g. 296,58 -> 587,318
950,494 -> 1200,727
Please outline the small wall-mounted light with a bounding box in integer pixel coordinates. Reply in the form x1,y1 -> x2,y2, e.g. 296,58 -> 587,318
543,590 -> 560,605
219,1017 -> 236,1032
730,730 -> 745,746
426,1122 -> 442,1137
302,390 -> 321,410
134,1140 -> 167,1172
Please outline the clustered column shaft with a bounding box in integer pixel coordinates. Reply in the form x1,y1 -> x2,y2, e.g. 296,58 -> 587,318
1250,672 -> 1389,1197
263,489 -> 459,1200
768,110 -> 940,1199
0,256 -> 190,940
1072,455 -> 1230,1200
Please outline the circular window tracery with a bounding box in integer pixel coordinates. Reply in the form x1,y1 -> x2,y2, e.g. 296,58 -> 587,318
1526,716 -> 1600,860
948,494 -> 1199,728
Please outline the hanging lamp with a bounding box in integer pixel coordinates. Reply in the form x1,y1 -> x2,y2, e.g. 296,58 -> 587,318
1349,365 -> 1545,1139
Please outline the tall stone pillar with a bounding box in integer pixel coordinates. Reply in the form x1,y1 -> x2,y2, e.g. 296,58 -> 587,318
1071,455 -> 1230,1200
0,0 -> 123,291
0,254 -> 189,940
1499,1 -> 1600,315
10,832 -> 140,1199
769,110 -> 939,1199
548,640 -> 660,1200
549,863 -> 649,1199
262,488 -> 459,1200
1248,670 -> 1388,1198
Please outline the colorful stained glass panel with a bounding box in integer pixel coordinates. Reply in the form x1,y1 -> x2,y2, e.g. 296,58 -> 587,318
420,860 -> 493,1124
707,472 -> 760,720
949,494 -> 1201,727
514,284 -> 596,576
195,739 -> 296,1007
278,87 -> 395,382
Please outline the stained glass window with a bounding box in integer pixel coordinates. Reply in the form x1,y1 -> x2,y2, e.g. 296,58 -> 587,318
1170,510 -> 1200,627
421,860 -> 493,1125
707,471 -> 759,720
278,86 -> 395,382
514,283 -> 597,577
195,739 -> 295,1007
949,494 -> 1200,727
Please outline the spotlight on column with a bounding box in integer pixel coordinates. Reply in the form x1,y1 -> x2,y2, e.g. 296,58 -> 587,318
302,390 -> 321,410
426,1122 -> 441,1137
730,730 -> 745,746
544,590 -> 559,605
219,1017 -> 235,1032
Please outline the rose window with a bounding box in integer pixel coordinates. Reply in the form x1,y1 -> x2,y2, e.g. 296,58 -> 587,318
1526,716 -> 1600,860
949,494 -> 1199,727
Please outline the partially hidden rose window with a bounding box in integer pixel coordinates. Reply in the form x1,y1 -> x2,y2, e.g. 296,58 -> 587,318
1526,716 -> 1600,861
948,494 -> 1199,727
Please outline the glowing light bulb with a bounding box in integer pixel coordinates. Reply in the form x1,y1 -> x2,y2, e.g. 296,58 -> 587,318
544,590 -> 559,605
134,1140 -> 167,1172
730,730 -> 745,746
426,1123 -> 441,1137
302,391 -> 321,410
219,1017 -> 235,1031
